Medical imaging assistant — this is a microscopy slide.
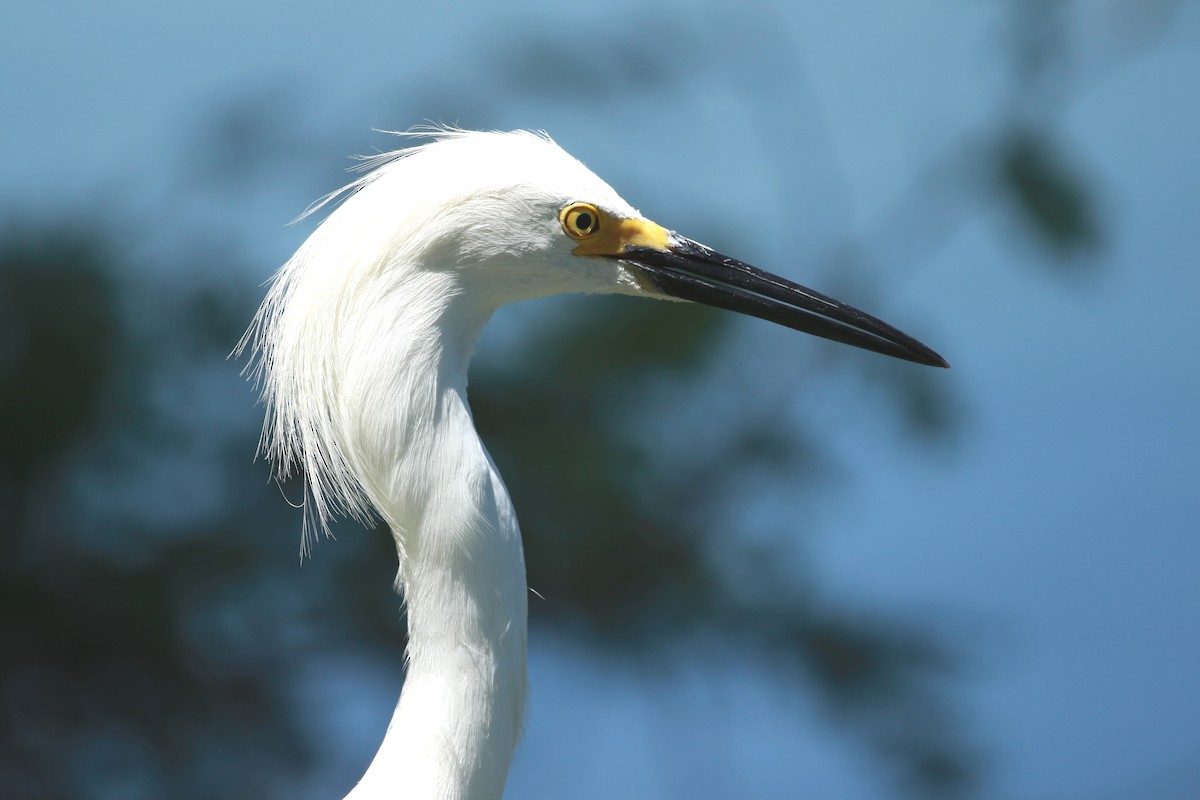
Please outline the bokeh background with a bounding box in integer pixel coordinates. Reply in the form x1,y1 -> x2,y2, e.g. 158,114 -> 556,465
3,1 -> 1198,798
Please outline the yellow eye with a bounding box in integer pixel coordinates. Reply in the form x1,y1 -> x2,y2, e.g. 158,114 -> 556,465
560,203 -> 602,239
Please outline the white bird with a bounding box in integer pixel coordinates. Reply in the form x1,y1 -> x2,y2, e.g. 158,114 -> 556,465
239,129 -> 946,800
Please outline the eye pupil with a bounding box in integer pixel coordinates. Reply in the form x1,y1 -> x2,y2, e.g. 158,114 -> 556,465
575,212 -> 593,232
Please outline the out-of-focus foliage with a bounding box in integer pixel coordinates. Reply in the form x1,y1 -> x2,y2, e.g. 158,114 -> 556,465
0,236 -> 117,485
0,228 -> 311,799
995,128 -> 1099,256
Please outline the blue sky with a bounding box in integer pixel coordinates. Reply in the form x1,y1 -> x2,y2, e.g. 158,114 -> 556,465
4,1 -> 1198,798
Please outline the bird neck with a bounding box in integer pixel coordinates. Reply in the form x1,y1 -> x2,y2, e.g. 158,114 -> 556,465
342,273 -> 527,800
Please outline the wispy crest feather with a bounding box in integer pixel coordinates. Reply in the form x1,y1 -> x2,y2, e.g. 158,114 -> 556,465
236,127 -> 496,556
292,126 -> 548,225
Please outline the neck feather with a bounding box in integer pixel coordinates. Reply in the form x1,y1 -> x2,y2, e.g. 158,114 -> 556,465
330,272 -> 527,799
347,389 -> 528,799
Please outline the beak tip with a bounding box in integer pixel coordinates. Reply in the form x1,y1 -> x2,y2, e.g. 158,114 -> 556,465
911,346 -> 950,369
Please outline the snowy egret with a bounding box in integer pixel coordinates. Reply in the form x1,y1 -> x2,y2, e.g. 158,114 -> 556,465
239,129 -> 946,800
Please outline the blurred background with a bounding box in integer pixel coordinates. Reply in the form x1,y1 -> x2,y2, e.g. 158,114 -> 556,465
2,1 -> 1198,798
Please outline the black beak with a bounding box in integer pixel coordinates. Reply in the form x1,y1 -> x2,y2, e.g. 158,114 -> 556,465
618,236 -> 948,368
